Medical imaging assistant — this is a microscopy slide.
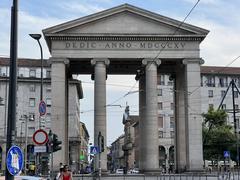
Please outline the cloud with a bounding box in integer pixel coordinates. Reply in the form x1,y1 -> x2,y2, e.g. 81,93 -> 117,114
188,16 -> 240,67
58,2 -> 104,16
182,0 -> 221,5
0,7 -> 67,58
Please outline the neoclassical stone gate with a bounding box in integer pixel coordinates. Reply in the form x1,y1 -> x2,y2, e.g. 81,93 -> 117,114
43,4 -> 209,172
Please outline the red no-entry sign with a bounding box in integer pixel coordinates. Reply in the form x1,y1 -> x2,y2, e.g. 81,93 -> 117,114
33,129 -> 48,145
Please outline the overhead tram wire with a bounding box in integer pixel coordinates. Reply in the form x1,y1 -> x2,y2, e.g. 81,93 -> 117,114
2,0 -> 202,108
104,0 -> 202,105
99,0 -> 202,107
152,0 -> 201,62
189,55 -> 240,96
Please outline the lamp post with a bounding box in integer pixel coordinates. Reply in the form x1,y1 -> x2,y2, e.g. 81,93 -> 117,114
29,34 -> 43,101
5,0 -> 18,179
29,34 -> 44,175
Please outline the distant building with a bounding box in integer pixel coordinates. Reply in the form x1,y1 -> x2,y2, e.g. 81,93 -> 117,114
111,66 -> 240,172
0,57 -> 88,173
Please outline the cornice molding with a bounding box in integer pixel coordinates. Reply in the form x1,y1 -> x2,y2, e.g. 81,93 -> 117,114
49,35 -> 205,42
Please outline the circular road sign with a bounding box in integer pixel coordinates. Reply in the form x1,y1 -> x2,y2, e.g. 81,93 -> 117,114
39,100 -> 47,116
33,129 -> 48,145
6,145 -> 24,176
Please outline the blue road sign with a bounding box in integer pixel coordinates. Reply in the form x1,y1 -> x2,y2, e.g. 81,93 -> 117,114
224,151 -> 230,158
39,100 -> 47,116
6,145 -> 24,176
90,146 -> 99,154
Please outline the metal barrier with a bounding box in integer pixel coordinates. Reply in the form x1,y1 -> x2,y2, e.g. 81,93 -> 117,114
72,173 -> 219,180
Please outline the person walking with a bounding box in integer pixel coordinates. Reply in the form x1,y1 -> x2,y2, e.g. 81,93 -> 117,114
55,165 -> 64,180
59,165 -> 72,180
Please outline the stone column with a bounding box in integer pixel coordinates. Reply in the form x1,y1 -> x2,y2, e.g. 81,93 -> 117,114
50,58 -> 69,168
91,58 -> 110,172
175,63 -> 187,172
183,58 -> 204,171
138,72 -> 145,171
141,59 -> 161,172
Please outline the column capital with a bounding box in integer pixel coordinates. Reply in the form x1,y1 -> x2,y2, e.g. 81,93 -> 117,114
182,58 -> 204,65
91,58 -> 110,66
142,58 -> 161,66
49,57 -> 69,65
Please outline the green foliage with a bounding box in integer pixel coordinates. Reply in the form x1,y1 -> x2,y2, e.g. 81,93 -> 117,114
202,106 -> 227,128
202,107 -> 237,161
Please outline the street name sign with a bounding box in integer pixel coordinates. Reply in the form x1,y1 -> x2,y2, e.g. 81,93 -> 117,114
34,146 -> 47,153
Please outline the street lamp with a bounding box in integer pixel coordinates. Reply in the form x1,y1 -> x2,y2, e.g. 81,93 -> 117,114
29,34 -> 43,101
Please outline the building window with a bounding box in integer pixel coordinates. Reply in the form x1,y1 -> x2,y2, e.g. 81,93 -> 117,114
208,90 -> 213,97
237,118 -> 240,129
234,91 -> 238,98
158,131 -> 163,138
170,103 -> 174,110
221,90 -> 226,97
29,113 -> 35,121
158,102 -> 163,110
29,98 -> 35,107
157,89 -> 162,96
28,127 -> 35,136
235,104 -> 239,110
46,98 -> 51,107
29,70 -> 36,77
168,81 -> 173,86
170,117 -> 175,128
46,86 -> 51,92
206,76 -> 215,87
158,116 -> 163,128
29,84 -> 36,92
209,104 -> 214,109
221,104 -> 226,110
157,75 -> 165,85
219,77 -> 228,87
46,113 -> 51,122
170,131 -> 174,138
46,70 -> 51,78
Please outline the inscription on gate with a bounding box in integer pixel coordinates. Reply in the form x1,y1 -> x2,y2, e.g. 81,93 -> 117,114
64,41 -> 187,50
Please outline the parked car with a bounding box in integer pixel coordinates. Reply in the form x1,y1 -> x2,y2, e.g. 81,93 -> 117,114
115,168 -> 124,174
131,168 -> 139,174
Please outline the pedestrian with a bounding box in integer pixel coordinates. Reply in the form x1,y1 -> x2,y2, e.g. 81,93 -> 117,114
55,165 -> 64,180
59,165 -> 72,180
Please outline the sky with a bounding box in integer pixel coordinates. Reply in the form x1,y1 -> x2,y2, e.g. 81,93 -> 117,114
1,0 -> 240,145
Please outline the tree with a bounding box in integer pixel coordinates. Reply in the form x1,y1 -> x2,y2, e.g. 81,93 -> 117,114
202,107 -> 237,162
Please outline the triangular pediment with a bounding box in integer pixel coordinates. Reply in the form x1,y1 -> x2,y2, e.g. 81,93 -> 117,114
43,4 -> 209,36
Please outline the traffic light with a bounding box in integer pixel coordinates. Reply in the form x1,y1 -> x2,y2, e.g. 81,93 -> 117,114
101,135 -> 104,152
98,132 -> 104,153
52,133 -> 62,152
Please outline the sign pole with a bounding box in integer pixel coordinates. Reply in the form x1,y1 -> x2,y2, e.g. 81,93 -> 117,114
24,116 -> 28,175
99,152 -> 101,177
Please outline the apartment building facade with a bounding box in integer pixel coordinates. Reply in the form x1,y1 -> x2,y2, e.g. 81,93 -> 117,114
0,57 -> 88,173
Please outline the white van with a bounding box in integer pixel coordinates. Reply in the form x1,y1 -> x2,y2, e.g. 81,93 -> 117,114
116,169 -> 124,174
